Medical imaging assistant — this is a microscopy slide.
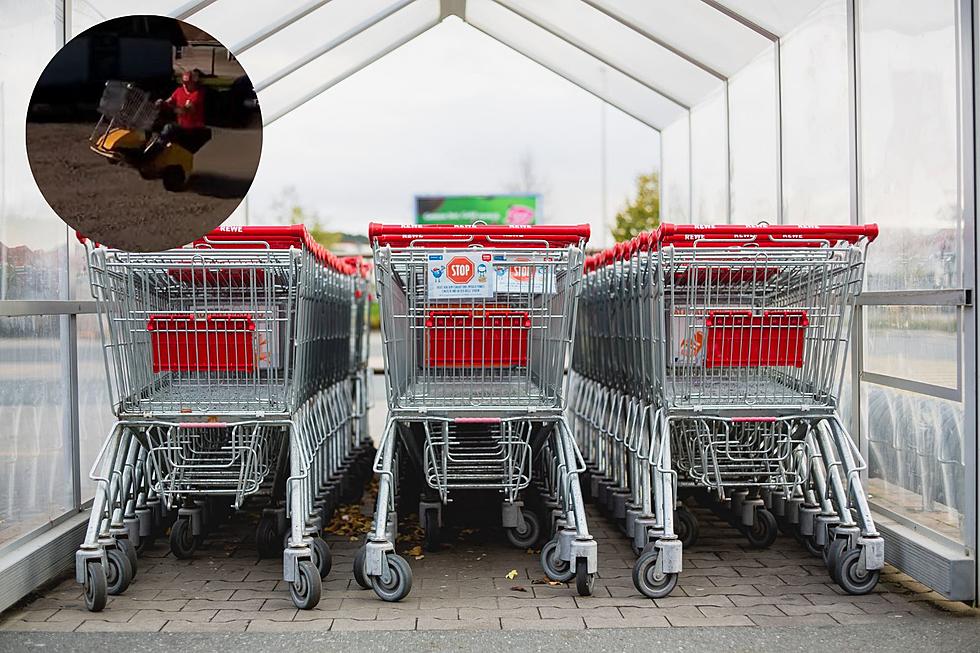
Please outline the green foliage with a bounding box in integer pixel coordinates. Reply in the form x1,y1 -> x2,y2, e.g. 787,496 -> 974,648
612,171 -> 660,243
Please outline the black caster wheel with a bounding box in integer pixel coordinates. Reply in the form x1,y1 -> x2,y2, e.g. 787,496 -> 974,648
824,537 -> 849,584
353,545 -> 371,589
835,548 -> 880,595
744,509 -> 778,549
575,559 -> 595,597
83,562 -> 108,612
540,538 -> 574,582
423,508 -> 441,552
169,517 -> 198,559
794,526 -> 823,557
674,507 -> 700,549
311,537 -> 332,579
289,560 -> 322,609
371,553 -> 413,602
255,515 -> 283,559
105,547 -> 134,596
632,549 -> 679,599
505,510 -> 542,549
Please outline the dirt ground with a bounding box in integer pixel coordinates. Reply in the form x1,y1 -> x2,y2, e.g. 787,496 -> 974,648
26,121 -> 261,251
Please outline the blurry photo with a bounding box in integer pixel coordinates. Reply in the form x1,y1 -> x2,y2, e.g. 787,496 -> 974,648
26,15 -> 261,251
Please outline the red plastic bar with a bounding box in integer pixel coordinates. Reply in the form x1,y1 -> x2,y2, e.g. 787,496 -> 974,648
369,222 -> 590,248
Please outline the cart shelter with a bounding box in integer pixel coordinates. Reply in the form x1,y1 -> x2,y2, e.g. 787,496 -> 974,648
0,0 -> 977,610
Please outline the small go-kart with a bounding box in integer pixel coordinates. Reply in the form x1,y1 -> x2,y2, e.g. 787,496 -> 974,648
89,80 -> 211,192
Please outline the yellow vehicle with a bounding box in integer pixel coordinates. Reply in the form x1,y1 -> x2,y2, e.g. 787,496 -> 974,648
89,80 -> 210,191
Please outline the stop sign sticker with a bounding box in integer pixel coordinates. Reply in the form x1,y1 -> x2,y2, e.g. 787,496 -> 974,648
428,252 -> 493,298
446,256 -> 475,284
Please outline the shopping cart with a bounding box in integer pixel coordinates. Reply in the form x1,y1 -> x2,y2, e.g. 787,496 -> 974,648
571,223 -> 883,598
358,222 -> 598,601
75,225 -> 366,612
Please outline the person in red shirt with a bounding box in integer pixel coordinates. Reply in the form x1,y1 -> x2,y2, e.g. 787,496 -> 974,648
155,70 -> 207,147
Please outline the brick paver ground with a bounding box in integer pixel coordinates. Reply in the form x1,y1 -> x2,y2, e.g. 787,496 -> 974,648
2,495 -> 977,633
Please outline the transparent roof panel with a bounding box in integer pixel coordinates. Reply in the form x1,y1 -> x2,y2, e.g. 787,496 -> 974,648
494,0 -> 722,107
466,0 -> 684,129
71,1 -> 190,34
588,0 -> 772,78
711,0 -> 826,37
256,0 -> 440,123
235,0 -> 404,85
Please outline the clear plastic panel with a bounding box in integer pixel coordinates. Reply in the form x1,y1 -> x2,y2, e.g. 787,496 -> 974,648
77,313 -> 115,502
254,0 -> 440,122
864,306 -> 958,390
661,115 -> 690,222
0,316 -> 71,546
592,0 -> 772,78
712,0 -> 827,37
781,0 -> 850,225
71,1 -> 191,34
467,0 -> 684,130
863,382 -> 965,543
232,0 -> 407,84
496,0 -> 723,107
689,87 -> 728,224
0,0 -> 70,301
728,47 -> 778,224
858,0 -> 963,291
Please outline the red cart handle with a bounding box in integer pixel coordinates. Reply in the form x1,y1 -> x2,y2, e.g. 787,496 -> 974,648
369,222 -> 590,248
657,223 -> 879,247
194,225 -> 357,276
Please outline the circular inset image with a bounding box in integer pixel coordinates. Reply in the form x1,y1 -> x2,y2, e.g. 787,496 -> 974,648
27,15 -> 262,251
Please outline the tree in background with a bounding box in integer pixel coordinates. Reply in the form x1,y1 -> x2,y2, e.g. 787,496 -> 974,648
505,149 -> 551,200
612,171 -> 660,242
270,186 -> 341,248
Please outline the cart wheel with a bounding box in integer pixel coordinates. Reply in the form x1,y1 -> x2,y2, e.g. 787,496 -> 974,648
674,507 -> 700,549
824,537 -> 849,584
289,560 -> 322,609
105,547 -> 134,596
371,553 -> 413,602
540,538 -> 574,582
353,545 -> 371,589
162,166 -> 186,192
744,509 -> 778,549
255,516 -> 282,559
423,508 -> 441,552
169,517 -> 197,559
835,548 -> 880,595
575,559 -> 595,597
83,562 -> 108,612
311,537 -> 332,579
794,526 -> 823,557
116,537 -> 138,579
135,531 -> 155,555
632,549 -> 679,599
505,510 -> 541,549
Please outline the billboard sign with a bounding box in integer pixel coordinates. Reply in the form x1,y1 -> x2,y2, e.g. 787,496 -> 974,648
415,195 -> 538,225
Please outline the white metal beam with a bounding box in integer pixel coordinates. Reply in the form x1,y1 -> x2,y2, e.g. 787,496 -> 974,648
698,0 -> 779,42
263,18 -> 439,125
492,0 -> 691,109
579,0 -> 727,81
231,0 -> 337,54
254,0 -> 417,93
170,0 -> 222,21
467,21 -> 664,131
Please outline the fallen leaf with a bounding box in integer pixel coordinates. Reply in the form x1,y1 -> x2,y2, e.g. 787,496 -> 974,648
510,585 -> 527,592
406,545 -> 423,557
505,569 -> 518,580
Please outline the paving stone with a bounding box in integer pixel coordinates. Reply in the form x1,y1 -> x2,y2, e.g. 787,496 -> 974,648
653,596 -> 735,608
501,616 -> 584,630
46,609 -> 137,623
831,611 -> 917,625
212,608 -> 297,622
332,617 -> 416,631
779,601 -> 864,616
246,619 -> 333,632
417,617 -> 500,630
103,598 -> 189,611
540,606 -> 620,620
76,619 -> 168,632
729,594 -> 811,607
1,608 -> 57,622
182,599 -> 265,612
133,609 -> 218,623
587,614 -> 669,629
0,619 -> 80,632
680,584 -> 762,597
